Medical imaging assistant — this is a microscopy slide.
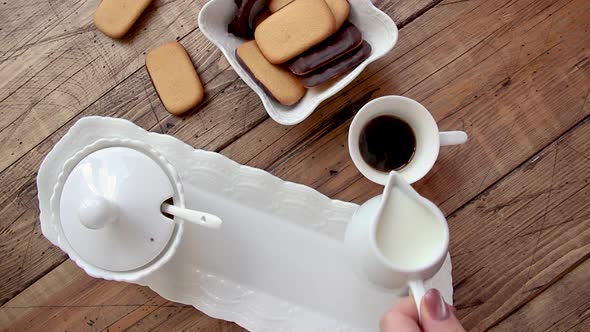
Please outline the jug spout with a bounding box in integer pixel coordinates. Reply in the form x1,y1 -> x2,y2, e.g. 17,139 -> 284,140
377,171 -> 443,224
381,171 -> 419,204
344,171 -> 449,290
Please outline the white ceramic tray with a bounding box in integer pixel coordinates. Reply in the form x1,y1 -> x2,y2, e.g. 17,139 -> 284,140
198,0 -> 398,125
38,117 -> 452,331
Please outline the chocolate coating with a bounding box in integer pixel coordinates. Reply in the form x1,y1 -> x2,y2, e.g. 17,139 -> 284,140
235,46 -> 305,106
289,22 -> 362,75
236,48 -> 276,101
299,40 -> 371,87
228,0 -> 268,39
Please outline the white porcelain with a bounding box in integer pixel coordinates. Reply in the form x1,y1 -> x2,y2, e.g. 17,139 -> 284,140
48,137 -> 225,277
161,203 -> 222,229
348,95 -> 468,185
59,146 -> 178,272
78,196 -> 119,230
198,0 -> 398,125
38,117 -> 453,331
46,139 -> 188,280
344,172 -> 449,319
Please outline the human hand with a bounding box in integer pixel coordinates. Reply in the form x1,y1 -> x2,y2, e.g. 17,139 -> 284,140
380,288 -> 466,332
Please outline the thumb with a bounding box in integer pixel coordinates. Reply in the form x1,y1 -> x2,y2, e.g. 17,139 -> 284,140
420,289 -> 465,332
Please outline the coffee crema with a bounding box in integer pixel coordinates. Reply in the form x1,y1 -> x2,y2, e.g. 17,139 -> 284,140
358,115 -> 416,172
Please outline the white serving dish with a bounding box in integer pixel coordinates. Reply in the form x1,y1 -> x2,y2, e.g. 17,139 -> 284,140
198,0 -> 398,125
38,117 -> 452,331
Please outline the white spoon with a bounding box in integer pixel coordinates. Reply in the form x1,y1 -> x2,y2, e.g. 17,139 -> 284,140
78,197 -> 222,230
161,203 -> 222,229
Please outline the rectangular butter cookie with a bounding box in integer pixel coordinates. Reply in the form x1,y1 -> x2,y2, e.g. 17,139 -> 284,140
237,40 -> 306,106
255,0 -> 336,64
94,0 -> 152,39
146,42 -> 204,115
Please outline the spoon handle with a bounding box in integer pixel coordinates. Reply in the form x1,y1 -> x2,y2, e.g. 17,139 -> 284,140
161,203 -> 222,229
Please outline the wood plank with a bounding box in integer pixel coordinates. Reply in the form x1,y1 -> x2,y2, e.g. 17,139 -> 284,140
111,0 -> 590,328
1,0 -> 93,73
93,0 -> 449,155
2,114 -> 588,332
0,31 -> 234,305
490,259 -> 590,332
0,0 -> 442,219
124,115 -> 590,331
223,0 -> 590,212
0,0 -> 448,218
0,260 -> 244,331
165,0 -> 484,151
0,0 -> 439,176
2,0 -> 587,309
0,0 -> 588,328
448,117 -> 590,330
0,0 -> 445,304
0,0 -> 201,173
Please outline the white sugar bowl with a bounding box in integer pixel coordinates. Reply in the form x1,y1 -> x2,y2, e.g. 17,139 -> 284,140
46,138 -> 221,281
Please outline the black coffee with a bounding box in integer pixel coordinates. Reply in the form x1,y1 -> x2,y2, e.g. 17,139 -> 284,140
358,115 -> 416,172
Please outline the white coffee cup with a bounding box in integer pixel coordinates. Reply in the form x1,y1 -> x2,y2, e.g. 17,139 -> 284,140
348,95 -> 467,185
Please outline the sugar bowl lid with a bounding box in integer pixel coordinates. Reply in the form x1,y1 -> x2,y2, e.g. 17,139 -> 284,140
58,145 -> 177,272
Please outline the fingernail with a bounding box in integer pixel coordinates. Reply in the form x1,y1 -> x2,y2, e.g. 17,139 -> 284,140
423,289 -> 450,321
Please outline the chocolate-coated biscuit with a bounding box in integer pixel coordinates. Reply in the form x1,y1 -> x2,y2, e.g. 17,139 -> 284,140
146,42 -> 204,115
325,0 -> 350,31
289,22 -> 362,75
299,40 -> 371,87
255,0 -> 336,64
268,0 -> 293,12
253,9 -> 271,29
236,41 -> 306,106
227,0 -> 268,38
269,0 -> 349,31
94,0 -> 152,39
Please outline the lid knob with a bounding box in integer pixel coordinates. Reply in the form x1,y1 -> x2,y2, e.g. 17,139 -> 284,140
78,196 -> 119,230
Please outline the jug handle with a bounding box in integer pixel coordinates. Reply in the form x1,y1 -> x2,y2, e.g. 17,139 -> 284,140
408,279 -> 426,323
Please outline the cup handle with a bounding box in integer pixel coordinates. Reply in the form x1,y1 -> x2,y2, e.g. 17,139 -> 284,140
408,279 -> 426,323
439,131 -> 468,146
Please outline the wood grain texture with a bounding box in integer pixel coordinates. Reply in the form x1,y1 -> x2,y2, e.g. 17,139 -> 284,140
0,0 -> 202,173
0,0 -> 444,305
0,30 -> 233,305
0,0 -> 589,329
490,259 -> 590,332
224,0 -> 590,211
449,118 -> 590,330
0,260 -> 243,331
1,116 -> 588,332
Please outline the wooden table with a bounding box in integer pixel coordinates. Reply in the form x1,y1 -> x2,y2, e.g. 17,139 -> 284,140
0,0 -> 588,330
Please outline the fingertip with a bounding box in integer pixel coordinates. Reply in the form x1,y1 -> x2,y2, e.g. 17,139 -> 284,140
420,289 -> 466,332
448,303 -> 457,315
392,296 -> 419,320
380,306 -> 421,332
379,308 -> 397,330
